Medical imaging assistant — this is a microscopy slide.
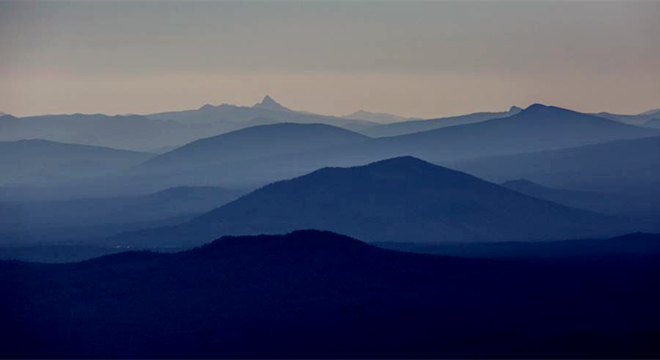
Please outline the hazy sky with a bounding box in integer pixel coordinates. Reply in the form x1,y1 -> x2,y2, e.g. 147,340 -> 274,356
1,1 -> 659,118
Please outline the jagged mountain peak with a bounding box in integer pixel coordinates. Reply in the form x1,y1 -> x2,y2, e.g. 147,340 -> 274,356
253,95 -> 291,112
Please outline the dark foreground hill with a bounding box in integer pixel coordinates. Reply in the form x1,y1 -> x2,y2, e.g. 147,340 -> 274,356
111,156 -> 638,248
376,232 -> 660,263
2,230 -> 659,358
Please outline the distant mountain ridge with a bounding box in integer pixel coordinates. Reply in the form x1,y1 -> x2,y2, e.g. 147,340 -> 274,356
148,95 -> 377,132
362,106 -> 522,137
358,104 -> 660,162
594,108 -> 660,126
240,104 -> 660,179
0,96 -> 376,151
252,95 -> 292,112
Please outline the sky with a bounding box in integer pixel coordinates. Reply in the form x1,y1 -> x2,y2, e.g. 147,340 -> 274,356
0,0 -> 659,118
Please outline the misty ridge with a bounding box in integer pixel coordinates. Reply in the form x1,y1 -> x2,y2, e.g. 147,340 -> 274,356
2,95 -> 660,358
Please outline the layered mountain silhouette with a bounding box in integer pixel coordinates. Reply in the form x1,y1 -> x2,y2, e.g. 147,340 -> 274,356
6,104 -> 658,202
361,104 -> 660,162
0,97 -> 376,151
0,139 -> 153,186
169,104 -> 659,189
111,157 -> 635,248
3,230 -> 660,358
148,95 -> 377,131
128,104 -> 660,191
362,106 -> 522,137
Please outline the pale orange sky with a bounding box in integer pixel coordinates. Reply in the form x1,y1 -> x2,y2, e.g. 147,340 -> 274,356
1,1 -> 659,118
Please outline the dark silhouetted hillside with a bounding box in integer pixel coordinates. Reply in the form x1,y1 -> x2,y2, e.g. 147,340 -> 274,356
111,157 -> 636,248
2,230 -> 659,358
377,232 -> 660,263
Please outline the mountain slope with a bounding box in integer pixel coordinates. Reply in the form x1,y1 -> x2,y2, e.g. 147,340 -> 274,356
134,123 -> 370,174
112,156 -> 636,248
500,179 -> 629,214
0,139 -> 154,185
362,106 -> 522,137
644,117 -> 660,129
451,136 -> 660,193
2,230 -> 660,358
